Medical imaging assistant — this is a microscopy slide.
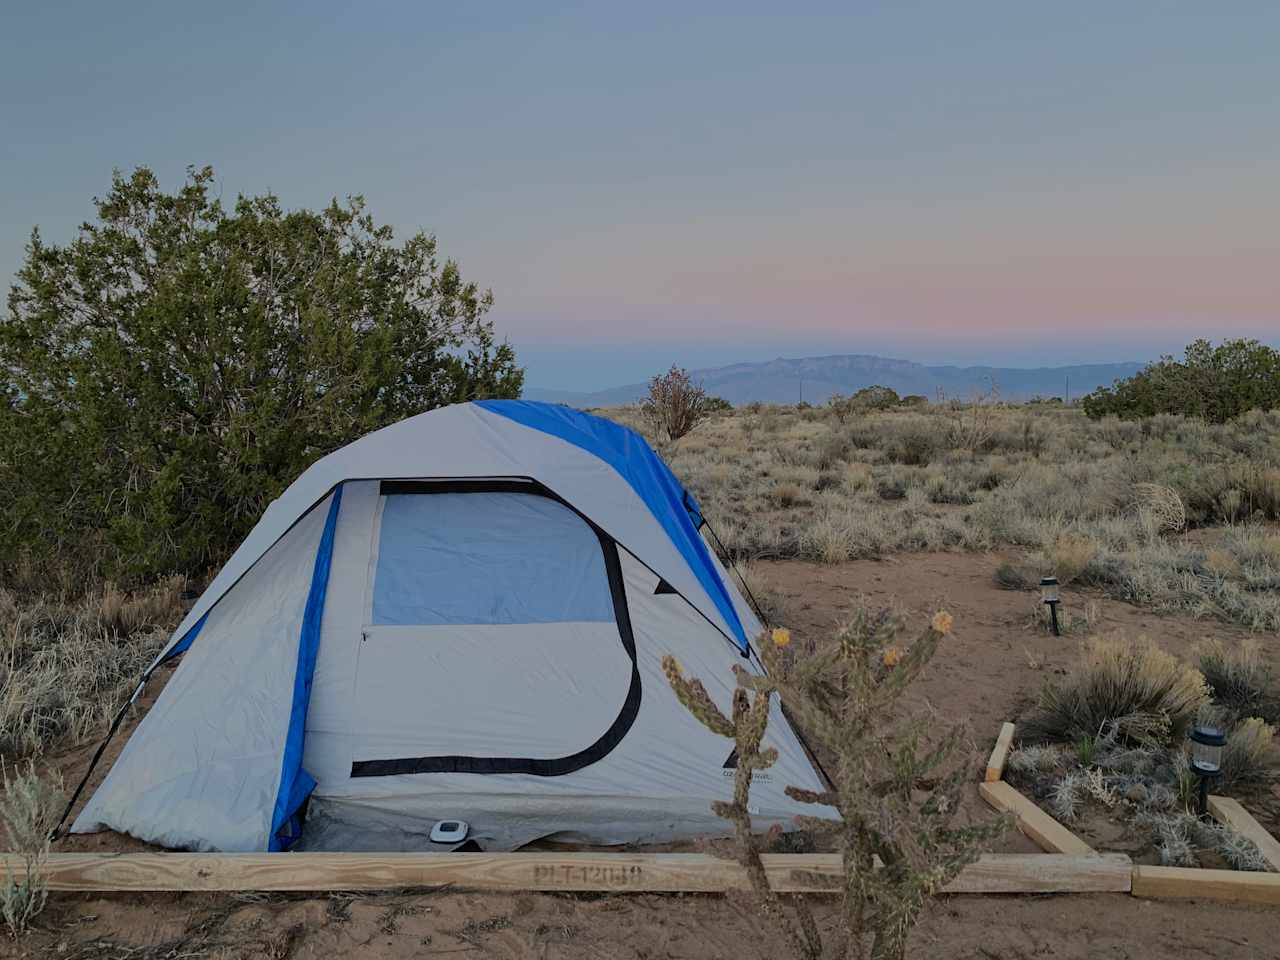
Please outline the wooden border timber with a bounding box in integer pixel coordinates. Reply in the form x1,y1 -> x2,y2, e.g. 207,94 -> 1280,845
1208,795 -> 1280,872
985,722 -> 1016,782
1132,865 -> 1280,905
978,780 -> 1094,856
0,852 -> 1131,895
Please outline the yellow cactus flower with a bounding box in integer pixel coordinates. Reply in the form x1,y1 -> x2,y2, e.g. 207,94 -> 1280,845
881,646 -> 902,667
931,611 -> 953,635
772,627 -> 792,648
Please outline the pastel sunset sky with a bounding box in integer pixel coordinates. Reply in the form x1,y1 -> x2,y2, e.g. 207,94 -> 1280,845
3,2 -> 1277,389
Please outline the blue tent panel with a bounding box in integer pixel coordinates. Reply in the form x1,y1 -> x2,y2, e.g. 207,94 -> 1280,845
475,399 -> 748,650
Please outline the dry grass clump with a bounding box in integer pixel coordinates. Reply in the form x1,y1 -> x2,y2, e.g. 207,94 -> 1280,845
1202,547 -> 1242,578
768,481 -> 811,509
1026,635 -> 1209,745
1221,716 -> 1277,787
1046,533 -> 1100,585
96,575 -> 188,637
803,511 -> 860,564
1223,525 -> 1280,569
1,763 -> 63,936
1197,639 -> 1278,723
1133,483 -> 1187,536
0,580 -> 185,760
993,562 -> 1031,591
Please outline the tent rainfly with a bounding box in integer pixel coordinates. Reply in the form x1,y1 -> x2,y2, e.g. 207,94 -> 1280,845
69,400 -> 830,852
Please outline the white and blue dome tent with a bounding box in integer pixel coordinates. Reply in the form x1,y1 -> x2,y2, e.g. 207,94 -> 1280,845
65,400 -> 829,852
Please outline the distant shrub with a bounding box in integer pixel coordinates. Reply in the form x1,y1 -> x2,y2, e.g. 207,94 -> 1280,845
1082,339 -> 1280,423
827,393 -> 856,423
887,427 -> 939,466
899,394 -> 928,408
851,384 -> 900,411
1027,636 -> 1210,745
642,365 -> 709,442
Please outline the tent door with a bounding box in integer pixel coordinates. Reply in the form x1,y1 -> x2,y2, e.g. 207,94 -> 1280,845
348,480 -> 641,777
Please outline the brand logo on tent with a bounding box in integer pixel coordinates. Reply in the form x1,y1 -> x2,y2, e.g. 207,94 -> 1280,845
721,747 -> 771,781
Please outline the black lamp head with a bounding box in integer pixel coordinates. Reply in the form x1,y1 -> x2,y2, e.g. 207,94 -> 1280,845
1188,724 -> 1226,777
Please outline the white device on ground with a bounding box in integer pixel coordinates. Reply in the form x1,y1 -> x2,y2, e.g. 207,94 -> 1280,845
429,819 -> 470,844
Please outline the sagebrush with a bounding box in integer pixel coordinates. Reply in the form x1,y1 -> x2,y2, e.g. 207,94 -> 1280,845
1,763 -> 64,937
1025,635 -> 1209,745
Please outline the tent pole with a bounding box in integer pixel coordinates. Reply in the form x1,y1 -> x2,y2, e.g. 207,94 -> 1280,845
50,673 -> 150,841
700,517 -> 770,631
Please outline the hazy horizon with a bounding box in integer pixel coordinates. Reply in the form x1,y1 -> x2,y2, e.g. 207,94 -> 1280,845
4,2 -> 1278,391
516,345 -> 1157,394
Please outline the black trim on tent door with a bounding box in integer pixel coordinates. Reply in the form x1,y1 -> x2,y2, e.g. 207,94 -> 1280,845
350,479 -> 642,778
380,479 -> 541,497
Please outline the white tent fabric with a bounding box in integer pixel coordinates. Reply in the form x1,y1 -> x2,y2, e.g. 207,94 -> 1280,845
72,402 -> 831,852
74,494 -> 334,850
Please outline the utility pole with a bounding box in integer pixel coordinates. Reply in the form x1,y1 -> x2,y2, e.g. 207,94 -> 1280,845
799,378 -> 804,405
1065,375 -> 1070,405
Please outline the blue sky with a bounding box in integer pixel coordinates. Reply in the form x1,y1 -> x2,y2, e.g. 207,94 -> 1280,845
3,2 -> 1277,390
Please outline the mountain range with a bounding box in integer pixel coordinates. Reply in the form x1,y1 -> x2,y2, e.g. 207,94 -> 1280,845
523,354 -> 1146,407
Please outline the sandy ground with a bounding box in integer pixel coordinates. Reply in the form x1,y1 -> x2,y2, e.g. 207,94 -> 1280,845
8,552 -> 1280,959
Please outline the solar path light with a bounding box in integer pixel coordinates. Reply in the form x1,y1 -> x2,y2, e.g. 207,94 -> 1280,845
1040,576 -> 1061,636
1188,723 -> 1226,818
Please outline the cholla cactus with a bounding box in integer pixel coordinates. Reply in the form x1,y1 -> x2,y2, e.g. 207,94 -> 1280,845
663,654 -> 821,960
667,606 -> 1008,960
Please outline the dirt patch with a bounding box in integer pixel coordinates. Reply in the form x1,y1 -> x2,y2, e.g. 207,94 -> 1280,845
11,554 -> 1280,960
7,885 -> 1278,959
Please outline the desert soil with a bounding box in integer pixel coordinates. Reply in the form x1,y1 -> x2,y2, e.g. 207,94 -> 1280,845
9,553 -> 1280,959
